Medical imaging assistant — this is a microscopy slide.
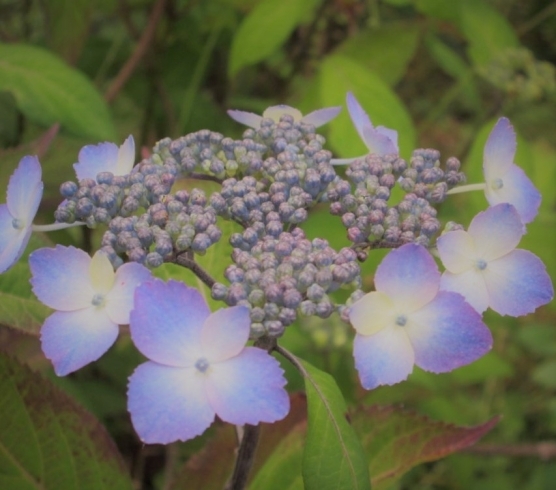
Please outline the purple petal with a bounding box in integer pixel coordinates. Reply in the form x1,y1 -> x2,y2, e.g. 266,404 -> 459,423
484,164 -> 541,224
201,306 -> 250,362
301,106 -> 342,127
227,110 -> 263,129
483,250 -> 554,316
468,204 -> 524,260
130,279 -> 210,367
74,142 -> 119,181
29,245 -> 95,310
436,229 -> 476,274
7,155 -> 43,221
349,291 -> 397,337
483,117 -> 516,180
440,269 -> 489,314
128,362 -> 214,444
105,262 -> 152,325
346,92 -> 373,143
406,291 -> 492,373
375,243 -> 440,311
353,326 -> 415,390
206,347 -> 289,425
376,126 -> 399,151
114,135 -> 135,175
362,126 -> 398,155
41,308 -> 118,376
0,205 -> 31,274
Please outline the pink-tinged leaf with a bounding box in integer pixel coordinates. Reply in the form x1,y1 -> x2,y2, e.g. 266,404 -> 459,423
351,405 -> 500,490
0,353 -> 133,489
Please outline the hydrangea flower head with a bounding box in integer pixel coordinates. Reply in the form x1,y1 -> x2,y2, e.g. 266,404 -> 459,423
438,203 -> 553,316
0,156 -> 43,273
349,243 -> 492,390
127,279 -> 290,444
74,135 -> 135,181
29,245 -> 151,375
483,117 -> 541,224
227,104 -> 341,129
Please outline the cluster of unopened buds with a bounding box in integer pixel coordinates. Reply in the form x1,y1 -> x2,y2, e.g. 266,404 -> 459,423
1,92 -> 553,443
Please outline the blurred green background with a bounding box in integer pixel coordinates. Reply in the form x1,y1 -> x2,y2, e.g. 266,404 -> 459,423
1,0 -> 555,488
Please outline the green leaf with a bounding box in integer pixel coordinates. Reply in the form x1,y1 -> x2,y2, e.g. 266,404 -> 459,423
228,0 -> 322,77
0,234 -> 53,335
532,360 -> 556,389
319,55 -> 416,158
301,359 -> 371,490
0,43 -> 115,141
335,22 -> 421,86
459,0 -> 519,66
0,354 -> 133,489
351,405 -> 499,490
414,0 -> 460,23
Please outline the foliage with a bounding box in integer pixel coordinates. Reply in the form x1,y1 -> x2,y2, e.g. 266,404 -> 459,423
1,0 -> 555,489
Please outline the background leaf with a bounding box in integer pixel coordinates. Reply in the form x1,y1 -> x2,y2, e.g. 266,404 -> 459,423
228,0 -> 322,77
352,405 -> 499,490
0,353 -> 133,489
0,43 -> 115,141
301,359 -> 371,490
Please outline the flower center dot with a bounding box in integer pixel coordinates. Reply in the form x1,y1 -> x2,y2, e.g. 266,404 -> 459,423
476,259 -> 487,271
395,314 -> 407,327
195,357 -> 210,373
12,218 -> 24,230
91,293 -> 106,307
491,178 -> 504,190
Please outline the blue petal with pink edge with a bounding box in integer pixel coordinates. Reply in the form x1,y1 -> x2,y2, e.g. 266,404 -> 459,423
128,362 -> 214,444
29,245 -> 95,310
484,250 -> 553,316
467,204 -> 524,260
353,326 -> 415,390
346,92 -> 373,142
485,165 -> 541,224
375,243 -> 440,311
362,126 -> 398,155
201,306 -> 251,362
105,262 -> 152,325
74,141 -> 119,181
206,348 -> 289,425
41,307 -> 118,376
406,291 -> 492,373
227,110 -> 263,128
130,279 -> 210,367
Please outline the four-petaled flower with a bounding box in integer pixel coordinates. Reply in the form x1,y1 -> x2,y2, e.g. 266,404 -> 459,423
483,117 -> 541,224
127,279 -> 290,444
30,245 -> 152,375
349,243 -> 492,390
74,135 -> 135,181
331,92 -> 398,165
0,156 -> 43,274
227,104 -> 341,129
438,203 -> 553,316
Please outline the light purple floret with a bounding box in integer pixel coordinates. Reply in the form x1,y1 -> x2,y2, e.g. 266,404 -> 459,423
438,203 -> 553,316
483,117 -> 541,224
127,279 -> 290,444
349,243 -> 492,390
74,135 -> 135,181
0,155 -> 43,274
29,245 -> 151,375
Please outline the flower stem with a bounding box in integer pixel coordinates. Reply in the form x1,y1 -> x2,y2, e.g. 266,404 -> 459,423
446,182 -> 486,195
224,424 -> 261,490
31,221 -> 86,232
174,251 -> 217,288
